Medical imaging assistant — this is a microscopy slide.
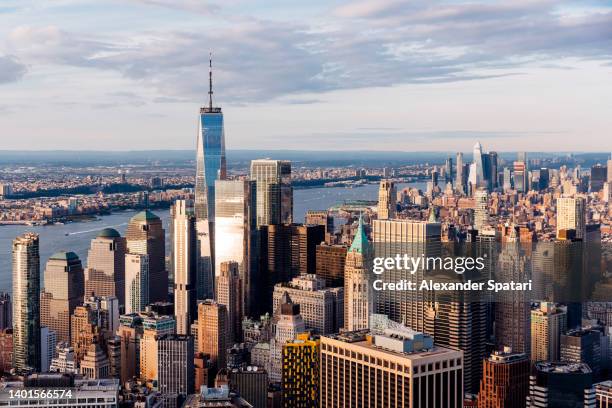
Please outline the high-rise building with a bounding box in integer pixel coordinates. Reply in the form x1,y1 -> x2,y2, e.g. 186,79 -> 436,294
49,343 -> 78,374
526,362 -> 595,407
139,313 -> 176,381
0,329 -> 13,374
216,261 -> 243,344
591,164 -> 607,192
157,335 -> 195,403
281,333 -> 319,408
84,228 -> 126,305
344,216 -> 372,331
595,381 -> 612,407
469,141 -> 485,191
80,342 -> 110,379
561,328 -> 602,379
456,152 -> 465,193
377,179 -> 396,220
117,313 -> 143,384
40,326 -> 56,373
474,188 -> 489,230
195,56 -> 227,223
305,210 -> 333,235
530,302 -> 567,364
124,253 -> 149,314
172,200 -> 198,335
230,366 -> 268,408
557,197 -> 586,240
320,326 -> 464,407
40,251 -> 84,344
270,297 -> 306,383
125,210 -> 167,303
272,274 -> 343,335
0,293 -> 11,330
315,243 -> 347,287
372,219 -> 441,330
477,347 -> 530,408
12,232 -> 41,372
264,223 -> 325,313
488,151 -> 498,189
250,159 -> 292,227
71,304 -> 102,364
608,156 -> 612,182
197,300 -> 227,372
214,180 -> 257,316
513,161 -> 527,193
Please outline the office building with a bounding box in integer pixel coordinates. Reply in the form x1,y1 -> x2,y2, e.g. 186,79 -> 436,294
117,313 -> 143,384
84,228 -> 126,305
377,179 -> 396,220
456,152 -> 465,193
282,333 -> 319,408
157,335 -> 195,404
0,293 -> 11,330
320,325 -> 463,407
474,188 -> 489,230
531,302 -> 567,363
139,314 -> 176,382
71,304 -> 102,364
561,328 -> 603,379
372,218 -> 441,330
250,159 -> 292,227
273,274 -> 343,334
216,261 -> 243,344
172,200 -> 198,335
0,329 -> 13,373
595,381 -> 612,407
40,251 -> 84,344
12,232 -> 41,372
526,362 -> 595,408
198,300 -> 227,372
344,216 -> 372,331
0,377 -> 120,408
80,342 -> 110,379
305,210 -> 333,235
214,179 -> 257,315
41,326 -> 57,373
124,253 -> 149,314
49,343 -> 78,374
591,164 -> 607,192
125,210 -> 167,303
557,196 -> 586,240
264,223 -> 325,313
230,366 -> 268,408
477,348 -> 530,408
270,297 -> 306,383
315,243 -> 347,287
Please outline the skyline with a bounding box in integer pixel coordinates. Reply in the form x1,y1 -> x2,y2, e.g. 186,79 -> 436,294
0,0 -> 611,151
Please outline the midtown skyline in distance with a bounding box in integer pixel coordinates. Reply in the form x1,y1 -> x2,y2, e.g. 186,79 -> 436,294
1,1 -> 611,151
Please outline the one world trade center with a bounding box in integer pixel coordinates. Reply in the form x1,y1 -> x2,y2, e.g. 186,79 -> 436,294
194,55 -> 226,299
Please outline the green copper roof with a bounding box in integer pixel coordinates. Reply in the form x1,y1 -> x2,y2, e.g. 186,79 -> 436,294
98,228 -> 121,238
49,251 -> 80,261
349,215 -> 370,254
131,210 -> 160,222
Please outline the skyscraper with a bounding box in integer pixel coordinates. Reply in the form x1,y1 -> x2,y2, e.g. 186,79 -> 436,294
272,274 -> 343,335
320,327 -> 463,408
40,251 -> 84,344
250,159 -> 293,227
344,216 -> 372,331
157,335 -> 195,403
526,362 -> 595,408
124,253 -> 149,314
0,293 -> 11,330
12,232 -> 41,372
556,196 -> 586,240
282,333 -> 319,408
372,218 -> 441,330
477,348 -> 530,408
456,152 -> 465,193
470,141 -> 485,190
197,300 -> 227,372
561,328 -> 602,380
530,302 -> 567,364
214,179 -> 257,315
216,261 -> 243,344
85,228 -> 126,305
377,179 -> 396,220
172,200 -> 198,335
140,313 -> 176,382
270,296 -> 306,383
315,243 -> 347,287
474,187 -> 489,230
125,210 -> 166,303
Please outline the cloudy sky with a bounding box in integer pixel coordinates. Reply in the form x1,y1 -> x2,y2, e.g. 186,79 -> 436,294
0,0 -> 611,152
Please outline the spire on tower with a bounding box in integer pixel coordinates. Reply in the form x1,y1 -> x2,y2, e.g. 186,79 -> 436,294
208,52 -> 213,110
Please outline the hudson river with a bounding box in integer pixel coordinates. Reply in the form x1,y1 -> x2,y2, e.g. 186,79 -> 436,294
0,182 -> 425,292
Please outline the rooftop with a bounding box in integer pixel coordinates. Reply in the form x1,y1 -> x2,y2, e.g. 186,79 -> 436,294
131,209 -> 160,222
97,227 -> 121,238
49,251 -> 80,262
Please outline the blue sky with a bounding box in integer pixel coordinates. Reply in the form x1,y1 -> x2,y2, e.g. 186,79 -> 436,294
0,0 -> 611,151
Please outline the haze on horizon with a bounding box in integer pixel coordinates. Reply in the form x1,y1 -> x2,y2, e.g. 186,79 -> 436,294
0,0 -> 611,152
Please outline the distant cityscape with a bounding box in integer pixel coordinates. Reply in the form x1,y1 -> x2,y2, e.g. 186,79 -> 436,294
1,65 -> 612,408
